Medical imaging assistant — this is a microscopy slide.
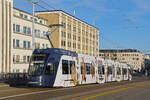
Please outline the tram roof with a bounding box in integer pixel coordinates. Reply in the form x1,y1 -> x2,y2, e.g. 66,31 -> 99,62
33,48 -> 77,57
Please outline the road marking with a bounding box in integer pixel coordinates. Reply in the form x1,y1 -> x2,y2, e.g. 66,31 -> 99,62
81,81 -> 150,100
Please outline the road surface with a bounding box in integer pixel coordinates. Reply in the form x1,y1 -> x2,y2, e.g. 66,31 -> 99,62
0,76 -> 149,100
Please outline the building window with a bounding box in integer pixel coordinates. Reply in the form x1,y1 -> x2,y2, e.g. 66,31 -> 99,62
27,27 -> 31,34
40,20 -> 43,24
73,43 -> 76,48
13,24 -> 15,32
16,40 -> 20,48
34,18 -> 37,22
24,15 -> 28,19
13,55 -> 16,63
13,39 -> 15,48
73,35 -> 76,40
23,26 -> 27,34
27,41 -> 31,49
46,44 -> 48,48
16,25 -> 20,32
23,41 -> 26,49
27,56 -> 30,63
23,56 -> 26,63
42,44 -> 45,48
16,55 -> 20,63
19,13 -> 23,18
61,40 -> 66,47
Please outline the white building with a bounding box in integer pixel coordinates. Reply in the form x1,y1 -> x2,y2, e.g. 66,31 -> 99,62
12,8 -> 51,73
0,0 -> 51,73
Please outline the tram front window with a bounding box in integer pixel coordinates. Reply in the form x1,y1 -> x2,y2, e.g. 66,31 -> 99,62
29,63 -> 44,76
28,54 -> 48,76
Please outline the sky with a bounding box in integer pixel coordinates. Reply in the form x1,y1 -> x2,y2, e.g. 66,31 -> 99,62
13,0 -> 150,54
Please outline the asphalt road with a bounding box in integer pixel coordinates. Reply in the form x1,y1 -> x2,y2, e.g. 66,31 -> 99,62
0,76 -> 149,100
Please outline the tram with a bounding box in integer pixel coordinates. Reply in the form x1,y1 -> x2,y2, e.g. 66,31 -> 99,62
28,48 -> 132,87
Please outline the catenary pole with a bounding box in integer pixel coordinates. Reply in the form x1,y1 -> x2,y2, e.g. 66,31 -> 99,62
30,1 -> 38,51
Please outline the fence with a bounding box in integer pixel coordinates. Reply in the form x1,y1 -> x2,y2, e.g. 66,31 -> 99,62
0,73 -> 29,86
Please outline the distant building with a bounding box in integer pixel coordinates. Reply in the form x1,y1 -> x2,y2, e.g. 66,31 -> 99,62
36,10 -> 99,57
99,49 -> 144,70
143,54 -> 150,75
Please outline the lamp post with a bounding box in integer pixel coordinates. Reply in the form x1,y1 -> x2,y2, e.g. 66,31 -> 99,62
30,1 -> 38,51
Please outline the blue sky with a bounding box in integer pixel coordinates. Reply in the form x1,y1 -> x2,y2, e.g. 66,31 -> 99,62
13,0 -> 150,54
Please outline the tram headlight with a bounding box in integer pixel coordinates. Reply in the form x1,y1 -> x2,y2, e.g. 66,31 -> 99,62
39,76 -> 42,82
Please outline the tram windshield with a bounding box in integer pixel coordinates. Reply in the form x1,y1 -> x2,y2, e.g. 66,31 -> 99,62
28,54 -> 48,76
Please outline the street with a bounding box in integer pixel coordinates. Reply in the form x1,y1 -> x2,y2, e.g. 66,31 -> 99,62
0,76 -> 149,100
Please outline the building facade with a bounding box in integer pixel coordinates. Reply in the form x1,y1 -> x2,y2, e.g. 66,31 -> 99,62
36,10 -> 99,57
12,8 -> 51,73
99,49 -> 144,70
0,0 -> 99,73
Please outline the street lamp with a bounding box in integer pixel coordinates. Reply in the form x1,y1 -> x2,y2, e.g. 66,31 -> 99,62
30,1 -> 38,51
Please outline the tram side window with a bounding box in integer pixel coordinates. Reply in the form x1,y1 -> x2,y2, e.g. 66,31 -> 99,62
45,63 -> 55,75
86,63 -> 91,74
98,65 -> 105,75
108,66 -> 112,75
62,60 -> 69,74
123,68 -> 127,75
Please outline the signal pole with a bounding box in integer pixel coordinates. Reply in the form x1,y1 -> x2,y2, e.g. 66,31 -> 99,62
30,1 -> 38,51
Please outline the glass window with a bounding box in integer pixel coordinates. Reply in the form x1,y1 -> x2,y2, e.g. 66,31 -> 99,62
40,20 -> 43,24
29,63 -> 44,76
23,26 -> 27,34
62,60 -> 69,74
42,44 -> 45,48
19,13 -> 23,18
13,55 -> 15,63
24,15 -> 28,19
16,25 -> 20,32
27,27 -> 31,34
108,66 -> 112,74
27,56 -> 30,63
27,41 -> 30,49
86,63 -> 91,74
45,63 -> 55,75
23,41 -> 26,48
16,40 -> 20,48
23,56 -> 26,63
98,64 -> 105,75
123,68 -> 127,75
16,55 -> 20,63
13,24 -> 15,32
13,39 -> 15,48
